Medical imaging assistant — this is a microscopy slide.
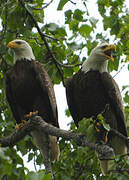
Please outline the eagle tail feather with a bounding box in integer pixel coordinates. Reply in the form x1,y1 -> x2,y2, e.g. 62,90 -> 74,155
31,131 -> 60,162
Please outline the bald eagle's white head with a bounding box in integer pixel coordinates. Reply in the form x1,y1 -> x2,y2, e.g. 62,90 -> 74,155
8,39 -> 35,62
82,43 -> 116,73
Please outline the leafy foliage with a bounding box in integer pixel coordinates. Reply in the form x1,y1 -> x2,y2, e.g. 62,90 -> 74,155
0,0 -> 129,179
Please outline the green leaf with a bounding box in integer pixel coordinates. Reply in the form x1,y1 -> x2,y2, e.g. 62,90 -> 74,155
47,23 -> 59,31
73,9 -> 83,21
25,4 -> 33,15
26,171 -> 49,180
124,92 -> 129,104
65,10 -> 72,24
28,152 -> 34,162
97,113 -> 110,131
57,0 -> 69,10
103,122 -> 110,131
79,24 -> 92,37
68,42 -> 83,50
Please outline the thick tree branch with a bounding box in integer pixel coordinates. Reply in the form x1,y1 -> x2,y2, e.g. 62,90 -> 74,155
0,119 -> 33,147
1,115 -> 129,175
0,115 -> 115,159
0,116 -> 89,147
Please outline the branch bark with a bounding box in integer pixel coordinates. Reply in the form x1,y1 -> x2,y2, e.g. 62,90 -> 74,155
0,116 -> 91,148
0,115 -> 115,158
1,115 -> 129,177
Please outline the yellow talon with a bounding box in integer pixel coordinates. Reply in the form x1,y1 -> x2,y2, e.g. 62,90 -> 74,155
15,119 -> 27,130
26,110 -> 38,118
22,120 -> 27,124
96,122 -> 101,126
96,128 -> 100,132
15,123 -> 23,130
105,131 -> 108,143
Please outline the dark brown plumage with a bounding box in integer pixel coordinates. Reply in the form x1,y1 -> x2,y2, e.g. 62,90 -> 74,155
65,43 -> 127,175
5,39 -> 60,163
5,59 -> 59,128
66,70 -> 127,137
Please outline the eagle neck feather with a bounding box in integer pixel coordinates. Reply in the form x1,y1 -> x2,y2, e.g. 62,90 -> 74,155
82,57 -> 108,73
14,49 -> 35,63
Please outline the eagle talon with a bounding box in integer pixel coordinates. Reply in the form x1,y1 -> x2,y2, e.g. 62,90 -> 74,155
95,122 -> 101,133
105,131 -> 108,143
15,120 -> 26,130
26,110 -> 38,118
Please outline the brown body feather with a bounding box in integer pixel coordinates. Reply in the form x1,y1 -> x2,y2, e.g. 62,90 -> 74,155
5,59 -> 60,162
66,69 -> 127,175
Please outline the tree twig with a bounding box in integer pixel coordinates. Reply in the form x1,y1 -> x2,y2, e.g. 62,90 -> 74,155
42,0 -> 54,9
113,64 -> 125,78
69,0 -> 76,5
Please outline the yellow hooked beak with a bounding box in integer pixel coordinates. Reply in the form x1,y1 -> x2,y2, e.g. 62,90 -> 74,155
8,41 -> 20,49
103,44 -> 116,61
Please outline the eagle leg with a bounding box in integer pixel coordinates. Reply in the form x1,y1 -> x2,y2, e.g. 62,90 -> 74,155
26,110 -> 38,118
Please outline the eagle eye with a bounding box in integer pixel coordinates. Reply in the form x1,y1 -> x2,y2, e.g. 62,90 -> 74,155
101,45 -> 108,49
16,41 -> 22,45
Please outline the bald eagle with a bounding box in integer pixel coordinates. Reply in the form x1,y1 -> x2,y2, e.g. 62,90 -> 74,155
65,43 -> 127,175
5,39 -> 60,164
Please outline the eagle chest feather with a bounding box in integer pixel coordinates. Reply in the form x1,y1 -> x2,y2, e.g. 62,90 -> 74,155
7,60 -> 41,107
5,59 -> 53,124
68,70 -> 109,121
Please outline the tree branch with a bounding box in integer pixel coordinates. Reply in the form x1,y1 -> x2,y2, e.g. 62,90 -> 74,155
69,0 -> 76,5
0,115 -> 115,159
1,115 -> 129,175
42,0 -> 54,9
31,0 -> 54,11
113,64 -> 125,78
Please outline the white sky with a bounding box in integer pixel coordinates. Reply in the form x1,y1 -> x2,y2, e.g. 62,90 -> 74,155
24,0 -> 129,171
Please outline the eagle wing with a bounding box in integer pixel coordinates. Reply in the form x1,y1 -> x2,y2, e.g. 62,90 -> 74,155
66,70 -> 109,127
66,70 -> 127,175
5,59 -> 60,163
101,72 -> 127,137
5,59 -> 59,128
31,60 -> 59,128
5,71 -> 23,123
65,77 -> 80,127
